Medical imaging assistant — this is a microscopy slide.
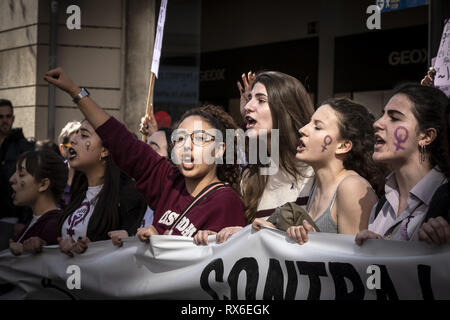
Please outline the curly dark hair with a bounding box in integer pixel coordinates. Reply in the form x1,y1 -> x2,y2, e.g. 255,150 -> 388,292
178,104 -> 242,195
322,98 -> 387,196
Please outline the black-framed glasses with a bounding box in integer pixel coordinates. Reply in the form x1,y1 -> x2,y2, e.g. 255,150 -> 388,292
171,130 -> 216,147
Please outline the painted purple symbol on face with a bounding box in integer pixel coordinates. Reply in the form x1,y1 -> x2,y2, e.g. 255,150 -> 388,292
394,126 -> 409,151
321,135 -> 333,152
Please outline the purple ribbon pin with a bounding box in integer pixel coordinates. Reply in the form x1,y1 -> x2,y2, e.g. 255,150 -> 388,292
321,135 -> 333,152
394,126 -> 408,151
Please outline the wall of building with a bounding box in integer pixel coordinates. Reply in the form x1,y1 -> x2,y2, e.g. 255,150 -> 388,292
123,0 -> 155,136
37,0 -> 124,141
0,0 -> 155,141
201,0 -> 320,53
0,0 -> 434,139
200,0 -> 428,114
0,0 -> 40,139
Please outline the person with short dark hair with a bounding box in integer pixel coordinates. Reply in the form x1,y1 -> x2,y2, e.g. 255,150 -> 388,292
0,99 -> 34,250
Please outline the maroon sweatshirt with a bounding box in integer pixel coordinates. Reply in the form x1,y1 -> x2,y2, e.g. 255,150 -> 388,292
14,209 -> 61,245
96,117 -> 245,237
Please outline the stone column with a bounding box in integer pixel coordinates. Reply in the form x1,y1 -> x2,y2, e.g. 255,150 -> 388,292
123,0 -> 155,136
0,0 -> 40,140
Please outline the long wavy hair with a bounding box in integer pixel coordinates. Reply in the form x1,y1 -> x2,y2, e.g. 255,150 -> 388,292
241,71 -> 315,223
322,98 -> 387,196
177,104 -> 242,194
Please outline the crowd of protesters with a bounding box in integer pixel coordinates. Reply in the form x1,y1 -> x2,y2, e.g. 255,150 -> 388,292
0,65 -> 449,258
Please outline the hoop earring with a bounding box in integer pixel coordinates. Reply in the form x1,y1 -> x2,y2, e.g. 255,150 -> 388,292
419,145 -> 426,164
99,155 -> 102,161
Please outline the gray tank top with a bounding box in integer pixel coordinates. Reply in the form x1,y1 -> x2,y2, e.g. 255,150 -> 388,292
307,174 -> 361,234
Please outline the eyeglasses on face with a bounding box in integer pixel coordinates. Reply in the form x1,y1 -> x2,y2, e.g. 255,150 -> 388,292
171,130 -> 216,147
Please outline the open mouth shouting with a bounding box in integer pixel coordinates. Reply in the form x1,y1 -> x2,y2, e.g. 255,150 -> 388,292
10,184 -> 19,202
297,138 -> 306,152
68,147 -> 78,161
374,133 -> 386,150
181,154 -> 195,170
245,115 -> 257,130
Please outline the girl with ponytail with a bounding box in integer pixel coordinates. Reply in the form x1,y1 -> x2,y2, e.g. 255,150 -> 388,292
9,150 -> 68,255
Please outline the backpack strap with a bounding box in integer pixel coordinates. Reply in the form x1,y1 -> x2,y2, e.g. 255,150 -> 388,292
425,183 -> 450,223
168,182 -> 228,235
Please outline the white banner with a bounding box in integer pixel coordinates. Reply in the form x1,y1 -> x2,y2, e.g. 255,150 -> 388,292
434,19 -> 450,88
0,226 -> 449,300
150,0 -> 168,78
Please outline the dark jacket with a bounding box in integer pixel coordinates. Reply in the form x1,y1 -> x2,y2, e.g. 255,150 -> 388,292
425,183 -> 450,223
114,174 -> 149,238
58,172 -> 148,242
14,209 -> 61,245
0,128 -> 34,221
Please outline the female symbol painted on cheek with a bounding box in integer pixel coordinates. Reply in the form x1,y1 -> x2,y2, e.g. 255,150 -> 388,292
321,135 -> 333,152
394,126 -> 409,151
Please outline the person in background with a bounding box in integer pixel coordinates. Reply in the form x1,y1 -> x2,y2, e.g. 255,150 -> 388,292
145,127 -> 173,159
57,121 -> 81,205
0,99 -> 34,251
35,139 -> 62,157
8,150 -> 67,255
109,126 -> 174,246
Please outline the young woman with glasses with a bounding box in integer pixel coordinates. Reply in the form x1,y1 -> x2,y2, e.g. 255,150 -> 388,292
44,68 -> 245,240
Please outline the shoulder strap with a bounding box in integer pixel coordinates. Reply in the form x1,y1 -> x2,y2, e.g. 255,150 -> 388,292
169,182 -> 228,234
306,183 -> 317,212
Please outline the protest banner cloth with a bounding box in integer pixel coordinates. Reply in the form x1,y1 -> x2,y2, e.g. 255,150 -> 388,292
0,226 -> 449,300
